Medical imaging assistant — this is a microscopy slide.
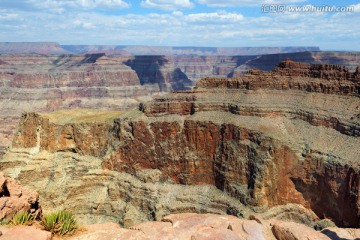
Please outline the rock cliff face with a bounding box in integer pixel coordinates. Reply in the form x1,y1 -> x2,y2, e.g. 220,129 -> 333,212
1,60 -> 359,228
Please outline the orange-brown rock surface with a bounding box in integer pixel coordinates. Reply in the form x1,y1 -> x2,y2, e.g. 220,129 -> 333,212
0,60 -> 359,229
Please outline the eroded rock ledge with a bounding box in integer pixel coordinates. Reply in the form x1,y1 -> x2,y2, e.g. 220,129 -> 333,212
1,60 -> 359,228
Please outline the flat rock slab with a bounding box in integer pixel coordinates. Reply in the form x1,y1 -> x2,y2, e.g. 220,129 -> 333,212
0,226 -> 51,240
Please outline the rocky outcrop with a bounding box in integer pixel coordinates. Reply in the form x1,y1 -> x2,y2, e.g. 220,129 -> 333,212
0,172 -> 41,221
1,60 -> 359,228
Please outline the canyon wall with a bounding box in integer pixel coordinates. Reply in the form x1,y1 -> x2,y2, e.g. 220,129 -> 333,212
1,60 -> 359,228
1,52 -> 359,157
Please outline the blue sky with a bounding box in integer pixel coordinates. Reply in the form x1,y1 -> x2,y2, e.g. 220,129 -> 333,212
0,0 -> 359,50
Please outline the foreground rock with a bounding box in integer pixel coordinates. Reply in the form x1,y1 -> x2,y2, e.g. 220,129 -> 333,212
0,225 -> 51,240
0,213 -> 351,240
0,172 -> 40,221
271,221 -> 330,240
1,60 -> 359,227
1,213 -> 358,239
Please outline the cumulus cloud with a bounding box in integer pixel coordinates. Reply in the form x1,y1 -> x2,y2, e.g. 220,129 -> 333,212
186,11 -> 244,23
196,0 -> 305,7
140,0 -> 194,11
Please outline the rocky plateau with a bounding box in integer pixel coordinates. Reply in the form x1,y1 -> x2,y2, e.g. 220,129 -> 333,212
0,59 -> 359,240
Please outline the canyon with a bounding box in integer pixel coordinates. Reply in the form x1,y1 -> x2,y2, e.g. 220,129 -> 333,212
1,51 -> 359,157
0,59 -> 359,236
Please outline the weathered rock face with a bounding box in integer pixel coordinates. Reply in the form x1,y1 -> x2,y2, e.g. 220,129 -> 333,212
1,60 -> 359,228
0,172 -> 41,221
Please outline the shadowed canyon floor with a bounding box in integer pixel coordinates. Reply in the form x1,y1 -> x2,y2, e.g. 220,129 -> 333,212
0,60 -> 359,235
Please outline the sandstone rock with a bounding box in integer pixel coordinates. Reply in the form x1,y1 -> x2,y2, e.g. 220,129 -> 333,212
162,213 -> 267,240
0,226 -> 51,240
190,227 -> 241,240
58,223 -> 144,240
271,221 -> 330,240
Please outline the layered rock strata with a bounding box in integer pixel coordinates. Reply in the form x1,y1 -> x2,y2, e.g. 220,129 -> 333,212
0,54 -> 246,155
0,60 -> 359,228
1,52 -> 359,156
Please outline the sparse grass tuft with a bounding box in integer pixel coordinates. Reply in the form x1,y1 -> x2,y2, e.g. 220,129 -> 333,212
11,211 -> 33,225
41,210 -> 78,236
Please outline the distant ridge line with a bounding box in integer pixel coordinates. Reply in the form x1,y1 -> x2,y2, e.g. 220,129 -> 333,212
0,42 -> 320,56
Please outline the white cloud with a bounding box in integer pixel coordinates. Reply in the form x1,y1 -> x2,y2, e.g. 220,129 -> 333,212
350,3 -> 360,12
196,0 -> 305,7
186,11 -> 244,23
140,0 -> 194,11
0,12 -> 19,20
172,11 -> 184,17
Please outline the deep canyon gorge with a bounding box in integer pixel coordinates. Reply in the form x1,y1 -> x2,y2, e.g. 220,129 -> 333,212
1,58 -> 359,225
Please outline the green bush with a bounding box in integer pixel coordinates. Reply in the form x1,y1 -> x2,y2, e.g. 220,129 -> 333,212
11,211 -> 33,225
41,210 -> 78,235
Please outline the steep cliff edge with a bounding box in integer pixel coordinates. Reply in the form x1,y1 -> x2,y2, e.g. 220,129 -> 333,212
1,60 -> 359,228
